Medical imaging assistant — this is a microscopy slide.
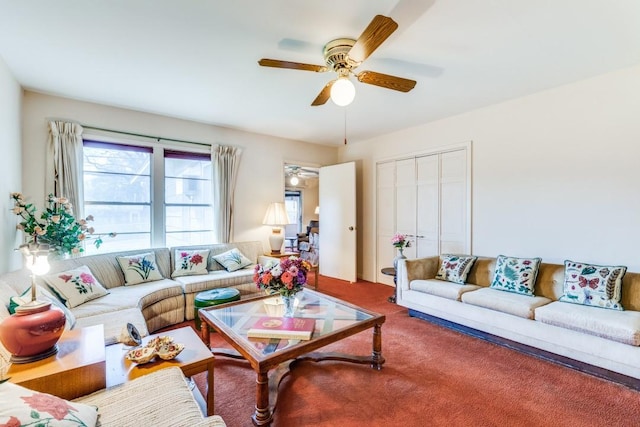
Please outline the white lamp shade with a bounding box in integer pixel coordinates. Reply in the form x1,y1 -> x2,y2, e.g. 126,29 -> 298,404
330,77 -> 355,106
314,206 -> 320,215
262,202 -> 290,226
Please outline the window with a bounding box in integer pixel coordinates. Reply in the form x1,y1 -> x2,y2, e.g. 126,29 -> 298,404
164,150 -> 214,247
83,140 -> 213,253
284,191 -> 302,235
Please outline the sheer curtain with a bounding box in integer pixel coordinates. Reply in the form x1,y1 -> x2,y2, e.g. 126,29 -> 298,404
211,144 -> 242,243
45,120 -> 85,218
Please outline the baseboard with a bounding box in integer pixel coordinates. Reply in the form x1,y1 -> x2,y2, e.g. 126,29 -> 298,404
408,308 -> 640,391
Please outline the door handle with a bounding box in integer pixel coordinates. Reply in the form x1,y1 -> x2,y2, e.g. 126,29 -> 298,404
348,226 -> 354,231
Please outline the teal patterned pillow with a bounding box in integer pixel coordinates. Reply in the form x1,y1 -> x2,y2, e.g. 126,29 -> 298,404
490,255 -> 541,296
212,248 -> 253,272
435,255 -> 477,284
560,260 -> 626,310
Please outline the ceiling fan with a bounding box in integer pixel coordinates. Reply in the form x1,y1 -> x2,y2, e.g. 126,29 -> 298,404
258,15 -> 417,107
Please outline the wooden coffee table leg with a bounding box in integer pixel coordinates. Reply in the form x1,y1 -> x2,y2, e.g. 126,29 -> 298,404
200,317 -> 211,347
252,371 -> 272,426
371,323 -> 385,370
206,360 -> 214,416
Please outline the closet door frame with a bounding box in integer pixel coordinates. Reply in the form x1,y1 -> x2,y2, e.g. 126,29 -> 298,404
374,141 -> 472,285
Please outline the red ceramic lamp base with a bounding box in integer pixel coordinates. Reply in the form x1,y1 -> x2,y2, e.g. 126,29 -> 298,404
0,301 -> 66,364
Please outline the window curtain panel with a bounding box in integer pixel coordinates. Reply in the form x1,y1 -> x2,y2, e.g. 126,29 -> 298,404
45,120 -> 85,218
211,144 -> 242,243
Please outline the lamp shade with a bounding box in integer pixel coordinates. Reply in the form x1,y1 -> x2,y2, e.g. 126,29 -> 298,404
262,202 -> 290,226
314,206 -> 320,215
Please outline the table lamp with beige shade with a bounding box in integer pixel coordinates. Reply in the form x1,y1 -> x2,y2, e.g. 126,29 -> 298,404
263,202 -> 290,254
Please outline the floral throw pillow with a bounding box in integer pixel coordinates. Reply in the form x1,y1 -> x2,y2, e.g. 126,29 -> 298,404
560,260 -> 626,310
171,249 -> 210,278
490,255 -> 542,296
212,248 -> 253,272
0,381 -> 98,426
116,252 -> 164,285
435,255 -> 477,284
42,266 -> 109,309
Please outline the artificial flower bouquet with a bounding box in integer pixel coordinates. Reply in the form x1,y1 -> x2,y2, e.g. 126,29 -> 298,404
253,256 -> 311,297
11,192 -> 116,255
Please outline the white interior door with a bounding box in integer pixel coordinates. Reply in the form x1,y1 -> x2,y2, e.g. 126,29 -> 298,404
319,162 -> 356,282
416,154 -> 440,258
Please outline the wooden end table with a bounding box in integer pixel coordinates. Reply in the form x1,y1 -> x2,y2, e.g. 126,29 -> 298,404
105,326 -> 215,416
381,267 -> 397,303
7,324 -> 106,400
199,289 -> 386,426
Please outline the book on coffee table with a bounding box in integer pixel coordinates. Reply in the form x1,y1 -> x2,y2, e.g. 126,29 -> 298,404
247,316 -> 315,340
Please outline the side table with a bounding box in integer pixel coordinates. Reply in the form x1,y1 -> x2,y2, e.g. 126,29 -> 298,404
381,267 -> 397,303
7,324 -> 106,400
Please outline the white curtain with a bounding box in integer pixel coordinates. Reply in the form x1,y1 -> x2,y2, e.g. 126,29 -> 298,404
211,144 -> 242,243
46,121 -> 84,218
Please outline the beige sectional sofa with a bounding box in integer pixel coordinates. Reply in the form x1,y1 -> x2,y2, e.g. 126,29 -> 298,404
0,241 -> 266,346
397,255 -> 640,384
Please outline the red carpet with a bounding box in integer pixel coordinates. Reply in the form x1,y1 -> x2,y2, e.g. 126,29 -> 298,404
168,275 -> 640,427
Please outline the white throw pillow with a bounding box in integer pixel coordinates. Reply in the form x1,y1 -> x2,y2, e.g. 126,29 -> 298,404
116,252 -> 164,285
171,249 -> 210,278
212,248 -> 253,272
42,266 -> 109,309
0,381 -> 98,426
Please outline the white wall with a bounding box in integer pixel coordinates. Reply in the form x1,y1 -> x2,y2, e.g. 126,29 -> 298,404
21,92 -> 338,254
340,64 -> 640,281
0,56 -> 23,273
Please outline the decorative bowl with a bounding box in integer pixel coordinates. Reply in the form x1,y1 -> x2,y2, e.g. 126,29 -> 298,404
125,346 -> 156,364
146,335 -> 173,351
157,343 -> 185,360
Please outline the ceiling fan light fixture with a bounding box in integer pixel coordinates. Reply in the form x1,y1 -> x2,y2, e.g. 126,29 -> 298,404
330,77 -> 355,106
290,175 -> 299,186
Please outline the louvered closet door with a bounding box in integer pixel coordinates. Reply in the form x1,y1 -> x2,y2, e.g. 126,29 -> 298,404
376,161 -> 396,285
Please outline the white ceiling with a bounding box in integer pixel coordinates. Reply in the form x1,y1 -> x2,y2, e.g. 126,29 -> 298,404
1,1 -> 639,146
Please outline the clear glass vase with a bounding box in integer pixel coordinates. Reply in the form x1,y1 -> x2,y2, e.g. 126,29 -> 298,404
281,295 -> 296,317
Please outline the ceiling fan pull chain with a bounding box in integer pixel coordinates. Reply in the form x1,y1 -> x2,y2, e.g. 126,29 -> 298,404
344,108 -> 348,145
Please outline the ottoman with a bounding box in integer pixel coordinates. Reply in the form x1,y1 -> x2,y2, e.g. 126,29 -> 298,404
194,288 -> 241,330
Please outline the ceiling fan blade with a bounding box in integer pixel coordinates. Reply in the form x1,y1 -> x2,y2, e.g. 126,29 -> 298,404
311,81 -> 333,106
356,71 -> 416,92
258,58 -> 327,73
347,15 -> 399,64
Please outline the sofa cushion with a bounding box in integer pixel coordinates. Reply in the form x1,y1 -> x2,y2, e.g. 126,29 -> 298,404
490,255 -> 541,296
535,301 -> 640,346
212,248 -> 253,272
74,367 -> 226,427
74,307 -> 149,345
175,268 -> 256,294
42,265 -> 109,308
171,249 -> 210,278
70,279 -> 183,319
435,255 -> 477,284
559,260 -> 626,310
116,252 -> 164,285
410,278 -> 481,301
0,381 -> 98,426
461,287 -> 552,319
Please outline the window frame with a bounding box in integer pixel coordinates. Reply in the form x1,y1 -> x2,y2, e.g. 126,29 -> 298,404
82,133 -> 212,250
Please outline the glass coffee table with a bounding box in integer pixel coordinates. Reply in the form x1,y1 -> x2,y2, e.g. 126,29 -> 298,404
198,288 -> 386,426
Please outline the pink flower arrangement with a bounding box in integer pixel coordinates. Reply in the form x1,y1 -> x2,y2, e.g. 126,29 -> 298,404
391,233 -> 411,249
253,256 -> 311,297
